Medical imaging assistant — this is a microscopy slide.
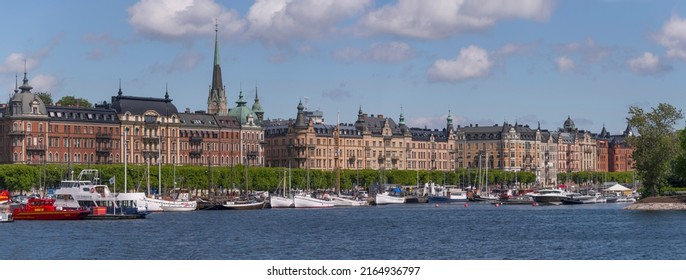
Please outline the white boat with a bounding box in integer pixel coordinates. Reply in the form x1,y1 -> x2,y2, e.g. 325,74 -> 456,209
53,169 -> 148,217
562,193 -> 597,204
375,192 -> 406,205
331,195 -> 369,207
143,191 -> 197,212
530,188 -> 569,205
294,194 -> 334,208
0,204 -> 12,223
270,195 -> 294,208
426,183 -> 468,203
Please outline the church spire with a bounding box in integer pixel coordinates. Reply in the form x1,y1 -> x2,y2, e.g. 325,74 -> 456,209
14,73 -> 19,94
208,21 -> 227,115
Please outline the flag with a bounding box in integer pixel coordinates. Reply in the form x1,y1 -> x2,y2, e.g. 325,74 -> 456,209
109,176 -> 115,185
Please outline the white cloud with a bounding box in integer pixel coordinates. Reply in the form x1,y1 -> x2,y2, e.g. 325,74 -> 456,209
333,42 -> 414,63
29,74 -> 60,93
554,56 -> 575,72
427,45 -> 492,82
654,14 -> 686,60
128,0 -> 245,41
359,0 -> 555,40
627,52 -> 671,75
246,0 -> 371,46
0,53 -> 40,74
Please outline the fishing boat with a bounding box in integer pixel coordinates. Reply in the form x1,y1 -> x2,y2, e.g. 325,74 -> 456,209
12,197 -> 90,220
331,195 -> 368,206
294,194 -> 334,208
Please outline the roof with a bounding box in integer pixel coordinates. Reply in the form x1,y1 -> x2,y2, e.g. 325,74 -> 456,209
46,106 -> 120,124
108,94 -> 178,117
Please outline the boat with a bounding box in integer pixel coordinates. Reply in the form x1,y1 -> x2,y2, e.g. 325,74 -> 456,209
143,189 -> 197,212
530,188 -> 569,205
426,183 -> 468,203
221,200 -> 266,210
0,205 -> 12,222
331,195 -> 369,206
374,192 -> 406,205
270,195 -> 294,208
497,195 -> 534,205
12,197 -> 90,220
270,170 -> 294,208
53,169 -> 148,219
561,193 -> 597,204
294,193 -> 334,208
0,191 -> 12,222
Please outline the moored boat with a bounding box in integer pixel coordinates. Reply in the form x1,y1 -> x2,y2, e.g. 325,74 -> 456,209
270,195 -> 294,208
12,197 -> 89,220
530,188 -> 569,205
221,200 -> 266,210
374,192 -> 406,205
294,194 -> 334,208
331,195 -> 369,207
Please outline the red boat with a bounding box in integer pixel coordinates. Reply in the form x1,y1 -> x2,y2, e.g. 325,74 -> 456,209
12,197 -> 89,220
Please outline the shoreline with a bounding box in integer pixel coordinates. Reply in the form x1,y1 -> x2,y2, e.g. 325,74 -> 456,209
624,195 -> 686,210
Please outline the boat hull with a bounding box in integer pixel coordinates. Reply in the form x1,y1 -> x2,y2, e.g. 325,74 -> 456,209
222,201 -> 266,210
143,197 -> 197,212
12,210 -> 89,220
375,193 -> 405,205
270,196 -> 294,208
294,195 -> 334,208
428,195 -> 468,203
331,196 -> 368,207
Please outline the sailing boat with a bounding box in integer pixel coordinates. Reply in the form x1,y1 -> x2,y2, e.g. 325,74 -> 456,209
222,157 -> 265,210
270,169 -> 294,208
293,141 -> 334,208
330,117 -> 368,207
141,143 -> 197,212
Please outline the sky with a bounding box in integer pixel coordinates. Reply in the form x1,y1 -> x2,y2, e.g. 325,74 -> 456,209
2,0 -> 686,135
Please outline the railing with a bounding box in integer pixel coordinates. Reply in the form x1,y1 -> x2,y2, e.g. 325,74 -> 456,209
26,145 -> 46,151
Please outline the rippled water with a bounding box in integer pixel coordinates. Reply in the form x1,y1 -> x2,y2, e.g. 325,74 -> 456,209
2,202 -> 685,260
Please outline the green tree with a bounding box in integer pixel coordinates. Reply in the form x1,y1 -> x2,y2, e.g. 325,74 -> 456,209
35,91 -> 53,105
627,103 -> 684,197
56,95 -> 93,108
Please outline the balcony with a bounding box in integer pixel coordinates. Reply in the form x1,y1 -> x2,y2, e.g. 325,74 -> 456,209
142,135 -> 160,143
189,136 -> 203,143
189,150 -> 203,158
9,129 -> 25,136
96,133 -> 112,140
95,146 -> 111,154
142,150 -> 159,159
26,145 -> 46,152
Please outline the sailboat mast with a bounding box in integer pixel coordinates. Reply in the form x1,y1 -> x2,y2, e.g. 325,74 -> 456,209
336,112 -> 341,195
158,134 -> 162,197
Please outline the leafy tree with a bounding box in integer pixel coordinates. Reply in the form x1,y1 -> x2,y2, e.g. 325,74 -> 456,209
627,103 -> 684,197
56,95 -> 93,108
35,91 -> 54,105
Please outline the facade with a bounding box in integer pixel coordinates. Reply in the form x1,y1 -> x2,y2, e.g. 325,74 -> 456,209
264,103 -> 455,173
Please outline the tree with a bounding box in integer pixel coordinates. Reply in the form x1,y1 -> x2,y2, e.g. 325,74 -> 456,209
56,95 -> 93,108
35,91 -> 53,105
626,103 -> 684,197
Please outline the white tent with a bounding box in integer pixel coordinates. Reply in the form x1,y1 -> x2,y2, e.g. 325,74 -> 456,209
606,184 -> 631,192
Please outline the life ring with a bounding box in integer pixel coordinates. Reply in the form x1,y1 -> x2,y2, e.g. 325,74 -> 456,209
90,188 -> 95,193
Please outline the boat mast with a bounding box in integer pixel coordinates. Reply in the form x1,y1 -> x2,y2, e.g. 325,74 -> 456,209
158,134 -> 162,198
335,112 -> 341,196
124,127 -> 128,193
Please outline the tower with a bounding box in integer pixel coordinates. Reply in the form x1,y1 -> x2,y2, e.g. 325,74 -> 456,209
207,23 -> 228,115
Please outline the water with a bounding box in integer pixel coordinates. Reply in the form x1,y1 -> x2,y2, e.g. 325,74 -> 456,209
2,202 -> 686,260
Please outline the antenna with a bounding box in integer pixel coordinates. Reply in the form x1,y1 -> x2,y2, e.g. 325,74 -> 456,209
304,97 -> 309,110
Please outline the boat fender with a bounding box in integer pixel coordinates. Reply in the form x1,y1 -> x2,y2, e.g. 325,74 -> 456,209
90,188 -> 94,193
464,203 -> 469,208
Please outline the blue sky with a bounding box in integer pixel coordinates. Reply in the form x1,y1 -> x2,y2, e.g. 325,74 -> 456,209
3,0 -> 686,134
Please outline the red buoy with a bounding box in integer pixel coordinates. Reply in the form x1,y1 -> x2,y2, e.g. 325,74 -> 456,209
464,203 -> 469,208
532,202 -> 538,206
